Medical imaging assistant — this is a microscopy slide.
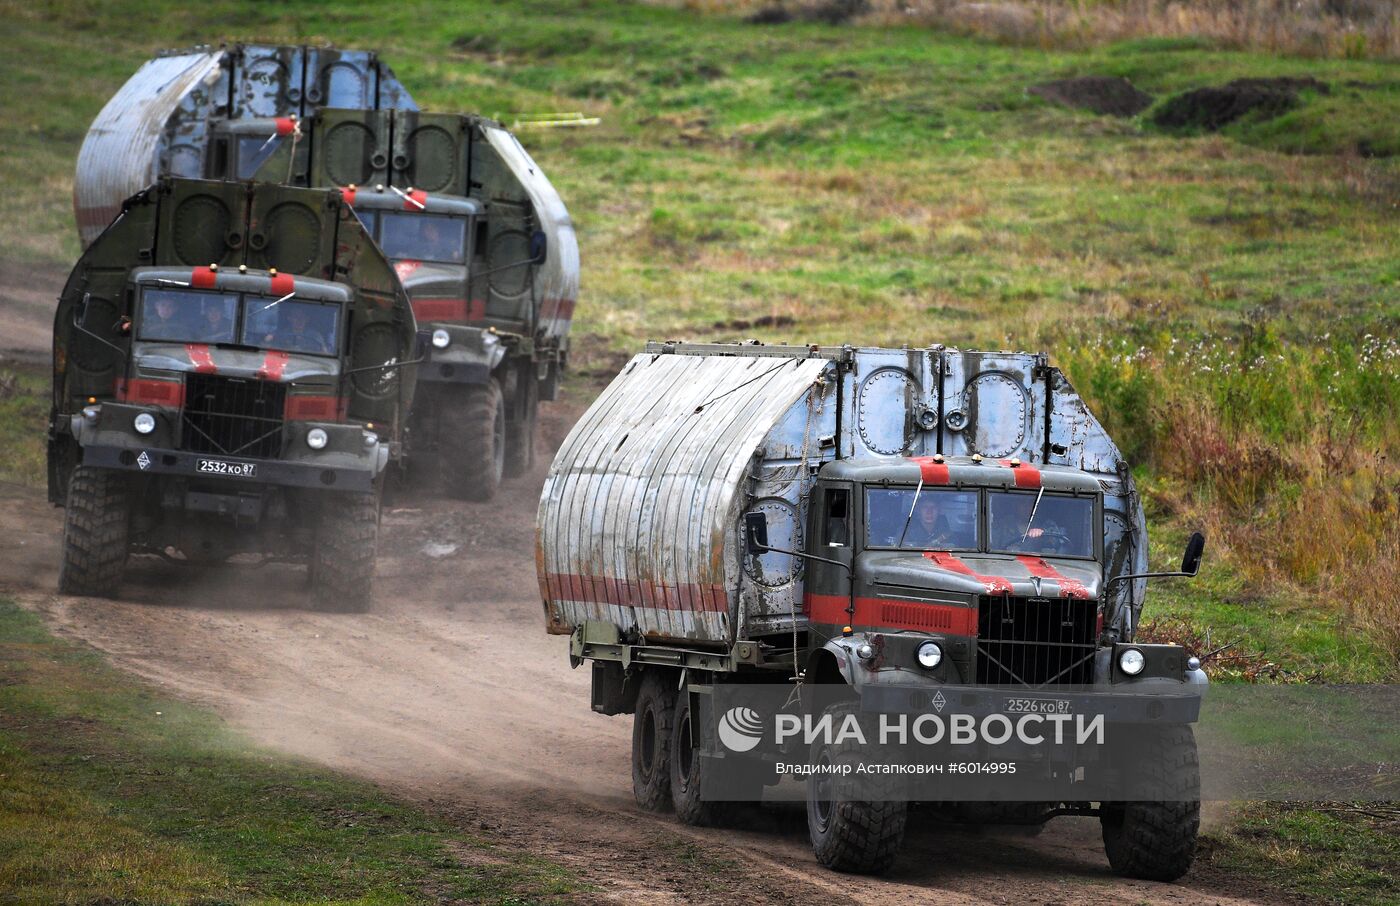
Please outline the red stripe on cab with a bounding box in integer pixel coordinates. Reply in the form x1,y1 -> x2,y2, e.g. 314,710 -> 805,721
269,273 -> 295,297
341,186 -> 357,206
403,189 -> 428,211
275,117 -> 297,136
190,266 -> 218,288
909,456 -> 950,485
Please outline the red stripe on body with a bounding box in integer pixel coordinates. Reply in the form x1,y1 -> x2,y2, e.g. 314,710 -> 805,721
1000,459 -> 1041,488
541,296 -> 577,321
805,592 -> 978,636
186,344 -> 217,374
909,456 -> 950,485
256,350 -> 291,381
923,551 -> 1014,595
412,298 -> 485,322
1015,555 -> 1091,599
543,572 -> 728,613
269,273 -> 295,297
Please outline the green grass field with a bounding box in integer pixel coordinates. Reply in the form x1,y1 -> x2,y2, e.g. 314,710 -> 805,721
0,598 -> 577,904
0,1 -> 1397,901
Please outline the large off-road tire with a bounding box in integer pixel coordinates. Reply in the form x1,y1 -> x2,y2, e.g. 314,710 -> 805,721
440,379 -> 504,501
669,691 -> 762,826
807,702 -> 908,874
631,671 -> 676,812
58,466 -> 132,597
502,379 -> 537,479
1101,724 -> 1201,882
310,491 -> 379,613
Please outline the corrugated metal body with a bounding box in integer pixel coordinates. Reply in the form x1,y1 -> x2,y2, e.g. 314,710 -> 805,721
74,52 -> 223,247
75,45 -> 417,248
482,126 -> 579,347
539,344 -> 1151,644
538,352 -> 831,644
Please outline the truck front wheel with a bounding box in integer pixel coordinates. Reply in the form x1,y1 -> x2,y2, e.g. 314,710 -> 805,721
807,702 -> 907,874
631,671 -> 675,812
1101,724 -> 1201,882
310,491 -> 379,613
441,379 -> 504,501
58,466 -> 132,597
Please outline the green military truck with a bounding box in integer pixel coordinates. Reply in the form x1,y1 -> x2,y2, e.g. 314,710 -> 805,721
76,45 -> 579,500
538,342 -> 1208,878
49,177 -> 418,610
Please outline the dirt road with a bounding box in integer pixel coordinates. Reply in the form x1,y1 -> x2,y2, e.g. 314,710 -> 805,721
0,397 -> 1288,906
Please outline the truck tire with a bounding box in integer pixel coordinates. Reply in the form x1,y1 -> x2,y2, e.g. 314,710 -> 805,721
632,671 -> 676,812
441,379 -> 504,501
503,378 -> 537,478
1101,724 -> 1200,882
670,691 -> 760,826
310,491 -> 379,613
58,466 -> 132,597
807,702 -> 907,874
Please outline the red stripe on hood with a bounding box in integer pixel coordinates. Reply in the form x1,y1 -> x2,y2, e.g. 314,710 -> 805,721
186,344 -> 217,374
256,350 -> 291,381
924,551 -> 1014,595
1015,555 -> 1091,599
909,456 -> 950,485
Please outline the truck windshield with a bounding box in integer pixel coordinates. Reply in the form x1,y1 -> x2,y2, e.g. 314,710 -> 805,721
137,288 -> 340,356
377,212 -> 467,264
987,491 -> 1095,559
866,488 -> 979,551
138,288 -> 239,344
243,297 -> 340,356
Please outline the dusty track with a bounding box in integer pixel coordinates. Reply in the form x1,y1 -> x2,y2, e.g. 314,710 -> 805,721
1,288 -> 1285,902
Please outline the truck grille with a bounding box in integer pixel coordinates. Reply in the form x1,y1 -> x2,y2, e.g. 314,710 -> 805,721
181,374 -> 286,459
975,595 -> 1097,687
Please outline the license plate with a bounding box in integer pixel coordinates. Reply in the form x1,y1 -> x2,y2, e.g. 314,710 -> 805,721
1003,696 -> 1073,715
197,458 -> 257,478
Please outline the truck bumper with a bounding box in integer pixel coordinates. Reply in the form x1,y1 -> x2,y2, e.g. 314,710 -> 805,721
81,443 -> 376,493
858,682 -> 1203,725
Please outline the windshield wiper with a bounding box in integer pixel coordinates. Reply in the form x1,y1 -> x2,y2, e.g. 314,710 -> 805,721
1020,486 -> 1045,544
895,477 -> 924,549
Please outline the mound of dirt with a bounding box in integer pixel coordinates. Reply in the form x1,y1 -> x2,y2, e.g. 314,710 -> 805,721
1028,76 -> 1154,118
1153,77 -> 1330,132
745,0 -> 868,26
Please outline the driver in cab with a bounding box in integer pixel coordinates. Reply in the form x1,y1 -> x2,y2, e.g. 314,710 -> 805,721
901,495 -> 958,549
264,306 -> 331,354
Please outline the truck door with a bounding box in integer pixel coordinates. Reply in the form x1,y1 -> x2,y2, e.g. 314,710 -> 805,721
805,483 -> 853,602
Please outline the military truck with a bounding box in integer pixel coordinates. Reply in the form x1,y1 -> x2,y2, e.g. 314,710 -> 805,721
537,342 -> 1207,878
75,44 -> 579,498
49,177 -> 417,611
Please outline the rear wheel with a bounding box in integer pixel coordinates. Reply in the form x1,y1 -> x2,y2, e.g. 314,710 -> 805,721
631,671 -> 676,812
310,491 -> 379,613
58,466 -> 132,597
807,702 -> 907,874
441,379 -> 504,501
1101,724 -> 1201,882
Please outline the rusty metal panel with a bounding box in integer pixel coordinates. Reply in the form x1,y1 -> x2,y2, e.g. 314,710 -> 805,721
74,51 -> 225,247
481,126 -> 578,350
538,352 -> 830,643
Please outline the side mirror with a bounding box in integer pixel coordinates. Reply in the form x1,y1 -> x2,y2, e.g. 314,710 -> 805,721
744,512 -> 769,556
1181,531 -> 1205,576
529,230 -> 547,264
414,328 -> 431,358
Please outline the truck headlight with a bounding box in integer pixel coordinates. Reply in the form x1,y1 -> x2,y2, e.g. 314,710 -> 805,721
855,643 -> 874,660
306,427 -> 329,450
916,641 -> 943,669
362,431 -> 378,448
431,329 -> 450,349
1118,648 -> 1146,676
133,412 -> 156,435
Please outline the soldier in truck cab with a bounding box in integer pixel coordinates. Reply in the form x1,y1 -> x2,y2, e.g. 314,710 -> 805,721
192,299 -> 234,343
265,306 -> 331,354
139,294 -> 187,340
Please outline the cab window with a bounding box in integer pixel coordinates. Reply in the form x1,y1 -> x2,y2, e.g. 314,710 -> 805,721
824,488 -> 849,547
137,288 -> 239,344
865,487 -> 979,551
987,490 -> 1095,559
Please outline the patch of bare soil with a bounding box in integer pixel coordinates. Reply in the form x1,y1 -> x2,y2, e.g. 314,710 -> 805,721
0,285 -> 1295,903
0,258 -> 64,367
1029,76 -> 1154,118
1153,77 -> 1330,132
